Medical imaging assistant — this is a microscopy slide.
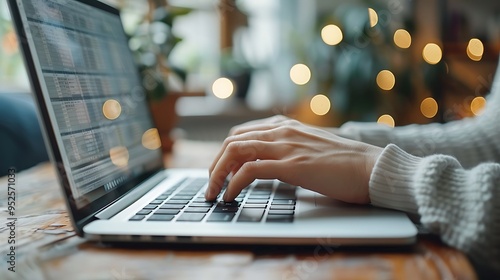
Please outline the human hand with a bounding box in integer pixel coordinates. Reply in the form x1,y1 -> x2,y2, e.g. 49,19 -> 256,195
228,115 -> 351,139
205,117 -> 383,204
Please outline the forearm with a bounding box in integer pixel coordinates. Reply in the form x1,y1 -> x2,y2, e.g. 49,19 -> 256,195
369,144 -> 500,272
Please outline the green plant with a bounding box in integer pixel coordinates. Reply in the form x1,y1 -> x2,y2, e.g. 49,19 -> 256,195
127,0 -> 191,101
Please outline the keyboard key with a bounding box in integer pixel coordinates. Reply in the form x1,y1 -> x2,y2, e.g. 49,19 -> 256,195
192,198 -> 209,203
246,199 -> 268,204
148,214 -> 175,221
270,205 -> 295,210
243,204 -> 267,208
177,213 -> 206,222
171,196 -> 193,200
155,209 -> 180,215
268,210 -> 295,215
273,193 -> 297,200
165,199 -> 190,204
137,210 -> 152,215
129,215 -> 146,221
251,190 -> 272,195
190,202 -> 215,207
207,213 -> 235,222
237,209 -> 265,222
184,207 -> 211,213
160,204 -> 185,209
254,182 -> 274,190
218,201 -> 240,207
143,204 -> 158,210
149,200 -> 164,205
271,199 -> 296,205
266,215 -> 294,223
248,194 -> 270,199
213,206 -> 239,212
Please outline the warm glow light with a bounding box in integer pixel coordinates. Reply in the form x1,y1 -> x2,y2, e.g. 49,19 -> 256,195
420,97 -> 438,118
321,24 -> 343,46
1,30 -> 18,55
393,29 -> 411,49
142,128 -> 161,150
310,94 -> 331,116
471,97 -> 486,116
422,43 -> 442,65
377,114 -> 395,128
467,38 -> 484,62
290,64 -> 311,85
102,99 -> 122,120
368,8 -> 378,27
212,78 -> 234,99
109,146 -> 129,167
376,70 -> 396,91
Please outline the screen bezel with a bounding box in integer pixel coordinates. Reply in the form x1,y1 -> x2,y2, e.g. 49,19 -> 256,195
8,0 -> 165,235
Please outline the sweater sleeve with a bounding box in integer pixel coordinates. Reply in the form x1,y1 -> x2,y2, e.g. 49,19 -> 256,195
370,144 -> 500,272
339,60 -> 500,169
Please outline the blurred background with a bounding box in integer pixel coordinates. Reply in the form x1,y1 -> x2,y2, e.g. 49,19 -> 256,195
1,0 -> 499,143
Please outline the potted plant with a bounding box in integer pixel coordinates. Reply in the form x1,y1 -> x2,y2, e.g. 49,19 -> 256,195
127,0 -> 191,153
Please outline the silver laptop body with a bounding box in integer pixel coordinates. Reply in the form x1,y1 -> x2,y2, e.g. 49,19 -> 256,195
9,0 -> 417,245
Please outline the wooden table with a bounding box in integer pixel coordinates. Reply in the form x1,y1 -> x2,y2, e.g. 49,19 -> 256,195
0,140 -> 477,279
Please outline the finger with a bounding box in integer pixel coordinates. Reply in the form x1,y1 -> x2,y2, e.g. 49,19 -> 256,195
223,160 -> 284,201
206,141 -> 281,200
208,129 -> 278,175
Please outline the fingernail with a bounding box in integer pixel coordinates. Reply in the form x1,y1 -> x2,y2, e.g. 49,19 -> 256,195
205,188 -> 213,199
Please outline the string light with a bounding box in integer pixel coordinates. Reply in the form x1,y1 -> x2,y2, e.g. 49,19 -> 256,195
109,146 -> 129,167
310,94 -> 331,116
102,99 -> 122,120
368,8 -> 378,27
467,38 -> 484,62
420,97 -> 438,118
290,64 -> 311,85
321,24 -> 343,46
377,114 -> 395,128
471,96 -> 486,116
212,78 -> 234,99
393,29 -> 411,49
422,43 -> 442,65
142,128 -> 161,150
376,70 -> 396,91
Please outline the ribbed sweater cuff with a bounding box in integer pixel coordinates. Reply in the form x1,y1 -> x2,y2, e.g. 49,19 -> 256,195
369,144 -> 422,214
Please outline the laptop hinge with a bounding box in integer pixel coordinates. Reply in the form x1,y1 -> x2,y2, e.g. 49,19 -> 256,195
95,171 -> 167,220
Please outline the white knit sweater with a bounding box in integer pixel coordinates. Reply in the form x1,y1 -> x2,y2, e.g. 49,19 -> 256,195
339,61 -> 500,274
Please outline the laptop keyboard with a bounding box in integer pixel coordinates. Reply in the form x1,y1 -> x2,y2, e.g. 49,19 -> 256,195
129,178 -> 297,223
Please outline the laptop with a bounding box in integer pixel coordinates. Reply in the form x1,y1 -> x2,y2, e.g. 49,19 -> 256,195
8,0 -> 417,245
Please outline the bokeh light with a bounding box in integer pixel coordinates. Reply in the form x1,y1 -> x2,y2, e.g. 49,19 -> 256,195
109,146 -> 129,167
310,94 -> 331,116
467,38 -> 484,62
393,29 -> 411,49
321,24 -> 343,46
368,8 -> 378,27
102,99 -> 122,120
290,63 -> 311,85
377,114 -> 395,128
142,128 -> 162,150
470,96 -> 486,116
420,97 -> 438,118
422,43 -> 442,65
212,77 -> 234,99
376,70 -> 396,91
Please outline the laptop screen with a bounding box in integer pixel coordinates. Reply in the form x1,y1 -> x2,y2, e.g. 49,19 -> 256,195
11,0 -> 164,211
